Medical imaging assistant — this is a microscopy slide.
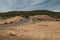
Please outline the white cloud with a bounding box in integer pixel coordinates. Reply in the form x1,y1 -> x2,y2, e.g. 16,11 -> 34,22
0,0 -> 60,12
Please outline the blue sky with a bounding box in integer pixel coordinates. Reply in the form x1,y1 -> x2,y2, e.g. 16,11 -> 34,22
0,0 -> 60,12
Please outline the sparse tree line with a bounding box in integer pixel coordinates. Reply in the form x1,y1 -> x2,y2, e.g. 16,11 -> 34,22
0,10 -> 60,19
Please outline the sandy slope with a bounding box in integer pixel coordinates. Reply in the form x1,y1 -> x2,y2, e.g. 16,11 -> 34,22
0,21 -> 60,40
0,16 -> 24,24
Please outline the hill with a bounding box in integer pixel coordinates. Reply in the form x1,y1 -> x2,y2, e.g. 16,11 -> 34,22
0,10 -> 60,19
0,10 -> 60,40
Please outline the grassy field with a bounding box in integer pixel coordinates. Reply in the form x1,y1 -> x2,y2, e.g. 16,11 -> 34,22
0,21 -> 60,40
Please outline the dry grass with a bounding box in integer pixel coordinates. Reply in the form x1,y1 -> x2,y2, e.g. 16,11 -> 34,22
0,21 -> 60,40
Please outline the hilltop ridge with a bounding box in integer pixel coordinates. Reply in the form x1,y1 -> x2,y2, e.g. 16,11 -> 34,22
0,10 -> 60,19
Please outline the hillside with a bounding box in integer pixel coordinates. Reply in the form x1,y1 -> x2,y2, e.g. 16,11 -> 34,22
0,10 -> 60,19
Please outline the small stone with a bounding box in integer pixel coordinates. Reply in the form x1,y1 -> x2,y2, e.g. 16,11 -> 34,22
9,32 -> 17,36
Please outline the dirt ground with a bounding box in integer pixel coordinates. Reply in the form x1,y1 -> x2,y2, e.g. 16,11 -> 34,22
0,21 -> 60,40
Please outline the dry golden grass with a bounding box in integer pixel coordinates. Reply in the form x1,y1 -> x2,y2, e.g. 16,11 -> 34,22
0,21 -> 60,40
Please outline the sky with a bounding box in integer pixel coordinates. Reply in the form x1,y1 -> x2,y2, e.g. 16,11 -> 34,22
0,0 -> 60,12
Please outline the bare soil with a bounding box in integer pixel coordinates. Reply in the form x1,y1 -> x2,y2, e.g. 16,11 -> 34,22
0,21 -> 60,40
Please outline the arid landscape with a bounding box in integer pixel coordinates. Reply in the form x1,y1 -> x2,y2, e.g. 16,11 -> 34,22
0,10 -> 60,40
0,0 -> 60,40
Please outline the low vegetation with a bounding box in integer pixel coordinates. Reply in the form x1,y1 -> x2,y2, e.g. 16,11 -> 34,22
0,10 -> 60,19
